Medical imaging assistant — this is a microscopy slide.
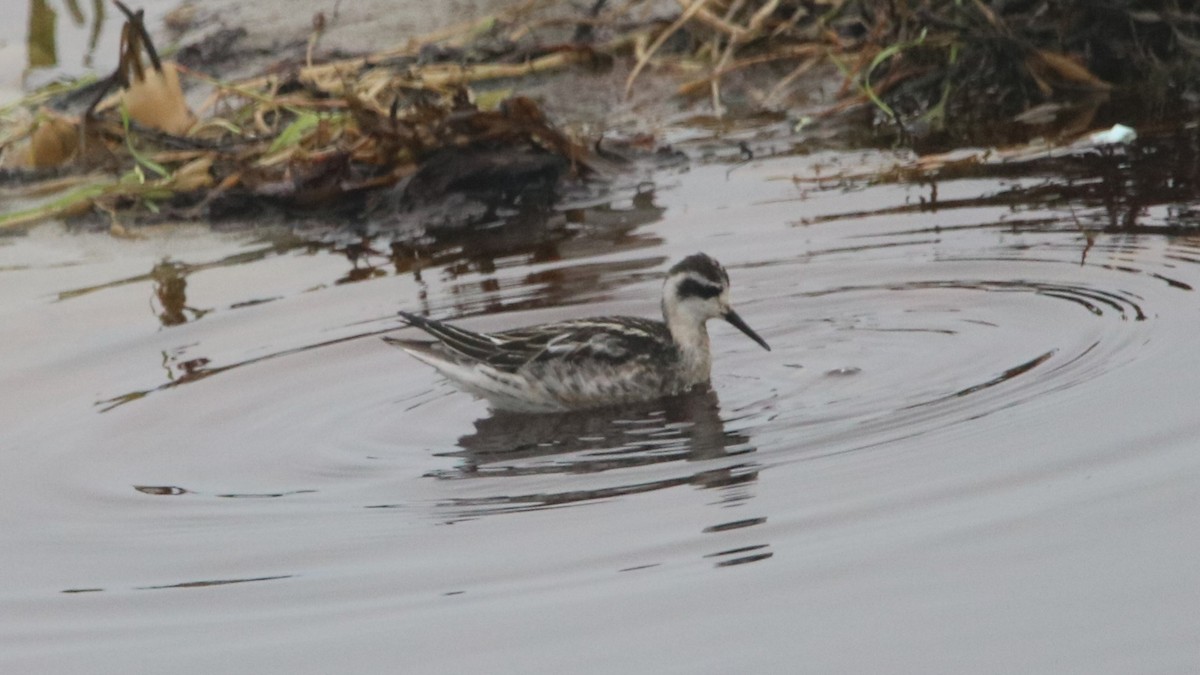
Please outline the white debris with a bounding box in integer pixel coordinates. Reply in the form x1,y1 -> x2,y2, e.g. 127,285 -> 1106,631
1085,124 -> 1137,146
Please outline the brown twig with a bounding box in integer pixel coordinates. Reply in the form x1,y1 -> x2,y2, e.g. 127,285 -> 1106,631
677,44 -> 822,96
624,0 -> 714,99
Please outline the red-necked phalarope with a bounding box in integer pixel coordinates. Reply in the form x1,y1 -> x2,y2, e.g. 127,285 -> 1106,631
383,253 -> 770,412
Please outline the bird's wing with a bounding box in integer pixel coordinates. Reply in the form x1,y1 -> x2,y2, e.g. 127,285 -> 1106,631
396,313 -> 670,373
396,310 -> 505,363
396,310 -> 565,371
512,318 -> 671,369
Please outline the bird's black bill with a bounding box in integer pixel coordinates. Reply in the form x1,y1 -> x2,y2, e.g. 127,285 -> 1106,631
724,309 -> 771,351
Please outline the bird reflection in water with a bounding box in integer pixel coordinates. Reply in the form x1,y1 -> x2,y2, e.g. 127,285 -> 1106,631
429,387 -> 759,517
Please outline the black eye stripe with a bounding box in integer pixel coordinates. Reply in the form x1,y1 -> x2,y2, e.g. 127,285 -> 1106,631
677,278 -> 723,300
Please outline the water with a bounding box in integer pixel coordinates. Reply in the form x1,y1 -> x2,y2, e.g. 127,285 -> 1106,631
1,0 -> 181,103
3,132 -> 1200,673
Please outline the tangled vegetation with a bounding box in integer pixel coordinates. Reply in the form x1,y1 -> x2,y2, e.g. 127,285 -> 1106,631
2,0 -> 1196,231
612,0 -> 1200,144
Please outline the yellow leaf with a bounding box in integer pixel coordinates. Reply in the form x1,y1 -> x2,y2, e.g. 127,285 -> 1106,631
122,61 -> 196,135
4,110 -> 78,168
169,156 -> 214,191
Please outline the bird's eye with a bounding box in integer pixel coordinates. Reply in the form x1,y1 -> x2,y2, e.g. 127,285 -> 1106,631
677,279 -> 723,300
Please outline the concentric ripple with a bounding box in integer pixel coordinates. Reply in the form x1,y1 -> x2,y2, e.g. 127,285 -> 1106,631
747,273 -> 1153,456
5,135 -> 1200,673
386,217 -> 1188,521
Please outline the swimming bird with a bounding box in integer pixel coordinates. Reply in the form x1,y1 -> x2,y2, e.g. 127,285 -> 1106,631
383,253 -> 770,412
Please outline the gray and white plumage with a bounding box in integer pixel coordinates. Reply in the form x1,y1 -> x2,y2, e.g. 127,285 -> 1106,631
384,253 -> 770,413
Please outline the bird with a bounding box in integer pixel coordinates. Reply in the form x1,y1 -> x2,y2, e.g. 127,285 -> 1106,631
383,253 -> 770,413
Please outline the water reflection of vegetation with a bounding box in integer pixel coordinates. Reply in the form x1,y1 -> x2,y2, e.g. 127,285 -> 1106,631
63,573 -> 295,595
150,259 -> 209,325
57,230 -> 311,301
26,0 -> 107,72
793,127 -> 1200,238
95,326 -> 396,412
133,484 -> 317,498
358,189 -> 667,316
94,195 -> 668,411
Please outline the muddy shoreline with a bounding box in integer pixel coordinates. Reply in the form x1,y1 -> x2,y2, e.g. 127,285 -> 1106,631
3,0 -> 1198,236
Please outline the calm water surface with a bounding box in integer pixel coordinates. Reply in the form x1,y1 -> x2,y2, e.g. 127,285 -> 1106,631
2,132 -> 1199,673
